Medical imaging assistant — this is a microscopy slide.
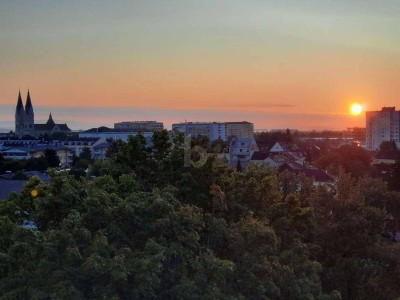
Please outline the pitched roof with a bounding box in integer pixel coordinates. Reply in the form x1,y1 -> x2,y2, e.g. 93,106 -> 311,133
55,124 -> 71,131
230,137 -> 256,147
256,141 -> 275,150
31,145 -> 68,152
279,161 -> 304,172
250,151 -> 269,160
225,121 -> 252,124
375,150 -> 400,160
34,123 -> 71,132
84,126 -> 114,133
301,168 -> 333,182
1,147 -> 29,153
93,142 -> 111,149
34,124 -> 53,131
279,163 -> 333,182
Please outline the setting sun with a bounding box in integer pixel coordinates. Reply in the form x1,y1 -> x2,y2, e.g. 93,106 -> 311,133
350,103 -> 363,115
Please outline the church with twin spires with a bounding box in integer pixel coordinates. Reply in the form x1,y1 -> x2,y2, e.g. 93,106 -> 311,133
15,90 -> 71,138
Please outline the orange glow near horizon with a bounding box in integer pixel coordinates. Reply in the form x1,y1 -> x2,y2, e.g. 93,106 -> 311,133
1,2 -> 399,130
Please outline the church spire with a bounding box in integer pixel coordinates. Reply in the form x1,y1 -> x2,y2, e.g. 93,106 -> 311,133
25,89 -> 33,114
46,112 -> 55,126
16,89 -> 24,112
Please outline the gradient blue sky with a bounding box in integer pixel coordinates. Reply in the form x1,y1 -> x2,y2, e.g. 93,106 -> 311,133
1,0 -> 400,130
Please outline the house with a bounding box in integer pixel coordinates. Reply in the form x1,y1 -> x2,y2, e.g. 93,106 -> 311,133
373,150 -> 400,164
92,142 -> 111,160
270,142 -> 285,153
256,141 -> 286,153
249,151 -> 282,168
79,126 -> 154,143
58,138 -> 110,165
1,147 -> 30,160
279,162 -> 333,185
30,145 -> 69,168
229,137 -> 258,170
249,140 -> 307,169
0,144 -> 69,167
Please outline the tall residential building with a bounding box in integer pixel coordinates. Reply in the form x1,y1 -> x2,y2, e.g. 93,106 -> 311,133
172,122 -> 226,141
172,121 -> 253,141
225,121 -> 254,139
79,126 -> 154,143
114,121 -> 164,132
366,107 -> 400,151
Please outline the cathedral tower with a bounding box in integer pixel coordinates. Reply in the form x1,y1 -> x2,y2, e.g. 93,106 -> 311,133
14,89 -> 70,138
15,90 -> 25,137
24,89 -> 35,136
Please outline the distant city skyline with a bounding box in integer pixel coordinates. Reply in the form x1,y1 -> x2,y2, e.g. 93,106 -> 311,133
1,1 -> 399,129
0,102 -> 366,132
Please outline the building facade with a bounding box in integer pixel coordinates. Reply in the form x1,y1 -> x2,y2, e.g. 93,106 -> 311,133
172,122 -> 227,141
225,121 -> 254,139
114,121 -> 164,132
0,144 -> 68,167
229,137 -> 258,170
15,90 -> 71,138
366,107 -> 400,151
79,127 -> 154,144
172,121 -> 253,141
346,127 -> 366,144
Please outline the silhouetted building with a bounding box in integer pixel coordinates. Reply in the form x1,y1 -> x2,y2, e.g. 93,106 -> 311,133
346,127 -> 366,144
15,90 -> 71,138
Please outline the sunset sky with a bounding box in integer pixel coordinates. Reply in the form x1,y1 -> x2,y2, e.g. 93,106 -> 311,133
1,0 -> 400,130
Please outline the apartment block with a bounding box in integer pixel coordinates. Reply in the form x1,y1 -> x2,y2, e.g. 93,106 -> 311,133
114,121 -> 164,132
172,121 -> 253,141
225,121 -> 254,139
366,107 -> 400,151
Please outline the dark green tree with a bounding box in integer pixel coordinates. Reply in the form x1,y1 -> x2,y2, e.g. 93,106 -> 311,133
44,148 -> 60,168
379,140 -> 398,151
1,140 -> 400,299
236,159 -> 242,172
152,129 -> 171,160
79,147 -> 92,161
314,144 -> 372,177
389,158 -> 400,191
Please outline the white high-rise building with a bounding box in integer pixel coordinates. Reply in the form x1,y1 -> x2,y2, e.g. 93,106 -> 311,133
366,107 -> 400,151
172,121 -> 254,141
114,121 -> 163,132
172,122 -> 227,141
225,121 -> 254,139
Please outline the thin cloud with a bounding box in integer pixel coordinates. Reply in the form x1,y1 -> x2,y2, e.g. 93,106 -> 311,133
213,103 -> 296,108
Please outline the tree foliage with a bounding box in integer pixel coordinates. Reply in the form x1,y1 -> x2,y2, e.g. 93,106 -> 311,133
0,134 -> 399,299
314,145 -> 372,177
44,148 -> 60,168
